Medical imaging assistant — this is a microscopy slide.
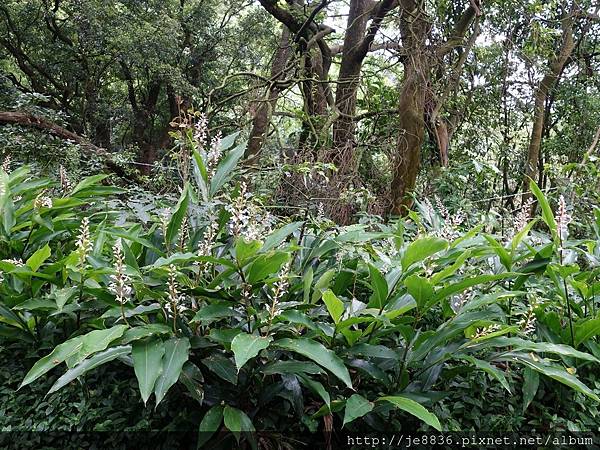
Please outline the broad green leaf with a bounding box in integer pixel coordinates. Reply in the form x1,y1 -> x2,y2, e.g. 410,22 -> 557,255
48,345 -> 131,395
132,339 -> 165,405
235,238 -> 261,264
378,396 -> 442,431
529,180 -> 557,240
192,148 -> 209,202
522,366 -> 539,413
223,405 -> 255,443
261,360 -> 323,375
120,324 -> 173,344
311,269 -> 336,303
575,318 -> 600,348
20,337 -> 83,388
513,355 -> 599,402
488,337 -> 599,362
66,325 -> 128,367
367,264 -> 389,309
274,338 -> 352,389
179,361 -> 204,405
261,221 -> 303,252
154,337 -> 190,406
303,266 -> 314,304
458,355 -> 510,393
484,235 -> 511,271
53,286 -> 78,311
246,251 -> 289,284
210,142 -> 245,196
166,185 -> 190,245
343,394 -> 373,427
322,290 -> 344,324
220,130 -> 241,151
71,174 -> 109,194
198,405 -> 223,448
298,373 -> 330,408
202,354 -> 238,384
404,275 -> 433,309
402,236 -> 448,270
231,333 -> 272,371
26,244 -> 51,272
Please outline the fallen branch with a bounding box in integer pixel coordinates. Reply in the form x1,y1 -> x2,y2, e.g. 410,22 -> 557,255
0,110 -> 139,181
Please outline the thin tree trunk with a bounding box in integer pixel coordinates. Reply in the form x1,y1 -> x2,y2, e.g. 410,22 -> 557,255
522,8 -> 575,199
245,27 -> 292,163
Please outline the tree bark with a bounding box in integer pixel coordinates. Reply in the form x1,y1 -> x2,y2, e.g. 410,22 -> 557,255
245,27 -> 292,163
389,0 -> 429,215
522,8 -> 575,199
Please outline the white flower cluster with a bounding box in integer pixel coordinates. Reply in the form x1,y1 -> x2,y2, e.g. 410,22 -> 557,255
450,287 -> 473,314
206,132 -> 222,177
165,264 -> 187,316
109,239 -> 132,304
268,261 -> 291,319
225,182 -> 273,242
424,196 -> 464,241
59,165 -> 72,193
75,217 -> 92,267
556,195 -> 572,243
2,155 -> 11,173
34,191 -> 52,209
518,306 -> 537,336
2,258 -> 23,266
473,324 -> 501,339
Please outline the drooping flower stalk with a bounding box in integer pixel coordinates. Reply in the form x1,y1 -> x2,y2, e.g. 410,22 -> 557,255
75,217 -> 92,268
109,239 -> 132,325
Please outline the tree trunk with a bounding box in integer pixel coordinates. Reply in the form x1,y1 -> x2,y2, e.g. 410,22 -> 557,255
245,27 -> 292,163
522,8 -> 575,199
389,0 -> 429,215
332,0 -> 370,155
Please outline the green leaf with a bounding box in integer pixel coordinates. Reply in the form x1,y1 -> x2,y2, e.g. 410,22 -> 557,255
261,360 -> 323,375
220,131 -> 241,151
484,235 -> 511,271
513,354 -> 599,402
246,251 -> 289,284
179,361 -> 204,405
202,354 -> 238,384
297,373 -> 331,408
274,338 -> 352,389
529,180 -> 557,240
223,405 -> 255,443
48,346 -> 131,395
322,290 -> 344,324
71,174 -> 109,195
404,275 -> 433,309
343,394 -> 373,427
311,269 -> 336,303
458,355 -> 511,393
303,266 -> 314,304
26,244 -> 51,272
235,238 -> 261,264
378,396 -> 442,431
575,318 -> 600,348
154,337 -> 190,406
166,185 -> 190,245
66,325 -> 128,367
132,339 -> 165,405
210,142 -> 245,196
402,236 -> 448,270
197,405 -> 223,448
192,148 -> 209,202
261,221 -> 303,252
367,264 -> 389,309
20,337 -> 84,388
522,366 -> 539,413
231,333 -> 272,371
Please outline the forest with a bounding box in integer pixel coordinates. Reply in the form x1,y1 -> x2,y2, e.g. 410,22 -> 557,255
1,0 -> 600,448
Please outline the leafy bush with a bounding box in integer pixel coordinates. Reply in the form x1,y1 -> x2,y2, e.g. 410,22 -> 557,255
2,121 -> 600,447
